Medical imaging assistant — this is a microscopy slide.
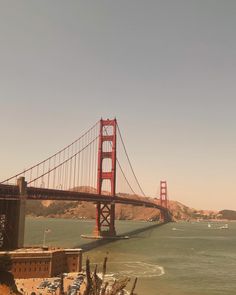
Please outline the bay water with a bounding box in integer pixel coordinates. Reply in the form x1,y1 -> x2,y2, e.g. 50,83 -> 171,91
25,218 -> 236,295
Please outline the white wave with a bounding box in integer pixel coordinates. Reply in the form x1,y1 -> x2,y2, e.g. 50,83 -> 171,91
107,261 -> 165,278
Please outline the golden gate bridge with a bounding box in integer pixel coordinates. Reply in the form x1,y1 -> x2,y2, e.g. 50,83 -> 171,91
0,118 -> 171,250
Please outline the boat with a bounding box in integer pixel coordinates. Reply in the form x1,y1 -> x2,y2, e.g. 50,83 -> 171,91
219,224 -> 229,229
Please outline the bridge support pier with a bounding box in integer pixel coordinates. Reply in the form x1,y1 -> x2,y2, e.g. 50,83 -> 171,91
94,202 -> 116,237
0,177 -> 26,250
17,177 -> 27,248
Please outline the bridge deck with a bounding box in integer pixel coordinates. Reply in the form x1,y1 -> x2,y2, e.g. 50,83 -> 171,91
0,184 -> 168,212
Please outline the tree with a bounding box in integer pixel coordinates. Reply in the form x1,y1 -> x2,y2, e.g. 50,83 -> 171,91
0,254 -> 12,272
0,254 -> 22,295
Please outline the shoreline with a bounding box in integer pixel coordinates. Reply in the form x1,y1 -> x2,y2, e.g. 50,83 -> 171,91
26,215 -> 236,222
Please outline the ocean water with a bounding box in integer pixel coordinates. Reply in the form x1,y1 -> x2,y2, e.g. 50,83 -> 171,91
25,218 -> 236,295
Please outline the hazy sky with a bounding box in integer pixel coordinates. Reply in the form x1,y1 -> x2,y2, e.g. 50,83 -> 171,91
0,1 -> 236,210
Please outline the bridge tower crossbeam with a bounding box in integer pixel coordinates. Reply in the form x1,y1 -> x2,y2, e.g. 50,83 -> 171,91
94,119 -> 117,237
160,180 -> 168,221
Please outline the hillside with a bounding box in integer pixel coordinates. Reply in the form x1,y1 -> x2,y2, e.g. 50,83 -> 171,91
219,210 -> 236,220
25,189 -> 220,221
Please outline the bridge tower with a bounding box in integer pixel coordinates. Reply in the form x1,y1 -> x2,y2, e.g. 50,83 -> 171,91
160,180 -> 168,222
94,119 -> 117,237
0,177 -> 26,250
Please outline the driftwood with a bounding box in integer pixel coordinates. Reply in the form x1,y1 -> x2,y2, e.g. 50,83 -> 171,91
81,257 -> 137,295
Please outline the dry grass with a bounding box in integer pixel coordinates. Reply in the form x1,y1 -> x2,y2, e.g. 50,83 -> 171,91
81,257 -> 137,295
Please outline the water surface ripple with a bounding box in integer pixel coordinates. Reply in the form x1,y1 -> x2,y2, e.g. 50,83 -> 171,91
25,218 -> 236,295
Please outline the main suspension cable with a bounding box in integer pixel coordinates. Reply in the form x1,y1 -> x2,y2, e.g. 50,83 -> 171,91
1,121 -> 99,184
28,135 -> 99,185
117,123 -> 146,197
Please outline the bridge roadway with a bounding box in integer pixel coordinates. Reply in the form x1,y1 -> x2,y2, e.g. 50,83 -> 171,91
0,183 -> 169,214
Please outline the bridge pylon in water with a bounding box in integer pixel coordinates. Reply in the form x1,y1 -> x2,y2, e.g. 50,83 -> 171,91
0,177 -> 26,250
94,119 -> 117,237
160,180 -> 169,222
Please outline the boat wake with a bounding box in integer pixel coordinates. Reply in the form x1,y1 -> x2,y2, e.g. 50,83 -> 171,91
107,261 -> 165,278
172,227 -> 184,231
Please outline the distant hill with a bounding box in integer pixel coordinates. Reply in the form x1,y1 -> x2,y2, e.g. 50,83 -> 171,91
25,187 -> 220,221
219,210 -> 236,220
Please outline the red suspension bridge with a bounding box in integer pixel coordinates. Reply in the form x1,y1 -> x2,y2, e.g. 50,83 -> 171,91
0,119 -> 171,250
